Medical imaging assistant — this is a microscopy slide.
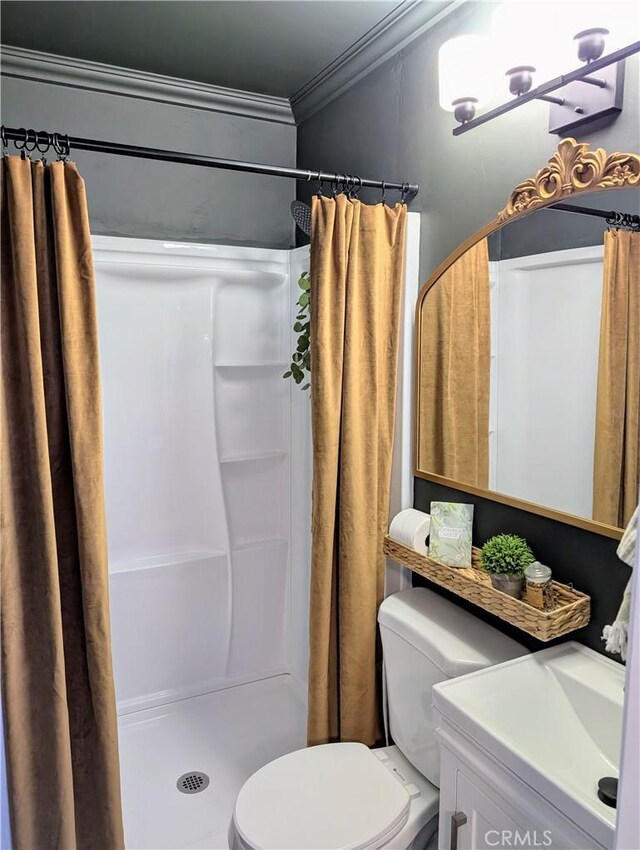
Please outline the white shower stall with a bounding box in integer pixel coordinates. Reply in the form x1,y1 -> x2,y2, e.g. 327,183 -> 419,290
94,237 -> 313,715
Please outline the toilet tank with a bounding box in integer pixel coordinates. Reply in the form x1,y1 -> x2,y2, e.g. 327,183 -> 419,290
378,587 -> 527,785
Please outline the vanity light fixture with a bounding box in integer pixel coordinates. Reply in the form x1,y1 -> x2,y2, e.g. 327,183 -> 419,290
437,34 -> 494,124
439,1 -> 640,136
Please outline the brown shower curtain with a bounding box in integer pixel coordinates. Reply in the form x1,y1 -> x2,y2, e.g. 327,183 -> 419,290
307,194 -> 406,747
418,238 -> 490,487
0,156 -> 124,849
593,228 -> 640,528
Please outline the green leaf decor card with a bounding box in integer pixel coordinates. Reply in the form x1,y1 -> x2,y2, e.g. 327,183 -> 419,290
429,502 -> 474,567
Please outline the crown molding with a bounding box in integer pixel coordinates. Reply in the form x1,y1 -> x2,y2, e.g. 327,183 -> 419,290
291,0 -> 468,123
0,44 -> 295,126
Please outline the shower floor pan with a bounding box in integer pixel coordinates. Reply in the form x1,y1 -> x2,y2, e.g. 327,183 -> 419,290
118,674 -> 307,849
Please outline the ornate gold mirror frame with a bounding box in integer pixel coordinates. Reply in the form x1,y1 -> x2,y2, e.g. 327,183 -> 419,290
414,138 -> 640,540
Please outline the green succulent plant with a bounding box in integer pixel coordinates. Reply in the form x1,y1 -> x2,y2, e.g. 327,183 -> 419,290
480,534 -> 535,576
283,271 -> 310,391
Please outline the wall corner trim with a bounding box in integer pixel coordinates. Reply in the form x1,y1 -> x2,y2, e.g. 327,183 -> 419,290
291,0 -> 468,124
0,44 -> 296,126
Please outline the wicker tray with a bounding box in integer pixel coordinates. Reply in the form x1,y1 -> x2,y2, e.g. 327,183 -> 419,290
384,535 -> 590,641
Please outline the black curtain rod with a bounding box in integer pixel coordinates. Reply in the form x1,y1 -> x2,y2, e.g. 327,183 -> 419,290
548,202 -> 640,229
1,125 -> 419,201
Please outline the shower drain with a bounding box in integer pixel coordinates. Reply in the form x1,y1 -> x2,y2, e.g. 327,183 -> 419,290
177,771 -> 210,794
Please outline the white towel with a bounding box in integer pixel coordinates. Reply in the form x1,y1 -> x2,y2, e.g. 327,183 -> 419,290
602,505 -> 637,660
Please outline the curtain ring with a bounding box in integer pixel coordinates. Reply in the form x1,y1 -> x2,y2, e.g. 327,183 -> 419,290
0,126 -> 7,156
400,182 -> 408,205
330,177 -> 339,198
24,129 -> 37,154
35,131 -> 51,163
605,212 -> 620,228
14,127 -> 28,158
35,131 -> 50,154
13,128 -> 27,149
53,133 -> 70,161
352,176 -> 362,199
316,171 -> 323,197
52,133 -> 64,158
380,181 -> 387,206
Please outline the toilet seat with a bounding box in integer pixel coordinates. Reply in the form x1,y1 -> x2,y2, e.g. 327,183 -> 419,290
233,742 -> 412,850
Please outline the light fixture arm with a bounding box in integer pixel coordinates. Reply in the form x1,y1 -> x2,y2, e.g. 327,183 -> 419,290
579,75 -> 607,87
537,94 -> 565,106
452,40 -> 639,136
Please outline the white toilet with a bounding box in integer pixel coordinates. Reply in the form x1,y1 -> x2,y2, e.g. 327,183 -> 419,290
230,587 -> 527,850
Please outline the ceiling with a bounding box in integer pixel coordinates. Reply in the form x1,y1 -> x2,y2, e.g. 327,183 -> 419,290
0,0 -> 416,98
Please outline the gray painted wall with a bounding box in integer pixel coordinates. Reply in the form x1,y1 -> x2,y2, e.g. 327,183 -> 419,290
1,75 -> 296,247
297,1 -> 640,282
488,187 -> 639,260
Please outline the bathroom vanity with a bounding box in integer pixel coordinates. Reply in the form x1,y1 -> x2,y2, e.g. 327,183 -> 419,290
433,643 -> 624,850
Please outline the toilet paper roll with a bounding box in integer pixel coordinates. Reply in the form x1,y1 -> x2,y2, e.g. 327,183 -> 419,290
388,509 -> 431,555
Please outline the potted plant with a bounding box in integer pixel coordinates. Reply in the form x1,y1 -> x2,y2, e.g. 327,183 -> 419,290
480,534 -> 535,598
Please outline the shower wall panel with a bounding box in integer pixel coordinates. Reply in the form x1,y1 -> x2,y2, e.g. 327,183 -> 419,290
93,237 -> 299,714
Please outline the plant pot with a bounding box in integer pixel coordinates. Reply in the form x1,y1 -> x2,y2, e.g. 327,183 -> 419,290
490,573 -> 524,599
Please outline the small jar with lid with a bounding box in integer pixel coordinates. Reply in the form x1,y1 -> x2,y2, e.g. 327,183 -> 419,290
524,561 -> 553,610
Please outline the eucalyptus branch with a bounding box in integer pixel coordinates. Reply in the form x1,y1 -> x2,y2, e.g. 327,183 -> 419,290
284,271 -> 311,391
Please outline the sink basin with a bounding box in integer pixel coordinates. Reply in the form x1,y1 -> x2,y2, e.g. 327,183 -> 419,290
432,642 -> 625,848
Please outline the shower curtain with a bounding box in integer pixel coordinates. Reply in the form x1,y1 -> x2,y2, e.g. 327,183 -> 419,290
307,194 -> 406,747
418,238 -> 490,487
0,156 -> 124,849
593,228 -> 639,528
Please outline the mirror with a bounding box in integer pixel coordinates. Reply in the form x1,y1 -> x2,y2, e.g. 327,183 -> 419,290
415,139 -> 640,539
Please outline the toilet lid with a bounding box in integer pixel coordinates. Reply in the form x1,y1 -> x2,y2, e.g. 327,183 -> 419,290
234,743 -> 411,850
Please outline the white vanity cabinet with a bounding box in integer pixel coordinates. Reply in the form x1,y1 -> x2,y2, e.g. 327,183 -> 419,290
437,724 -> 608,850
